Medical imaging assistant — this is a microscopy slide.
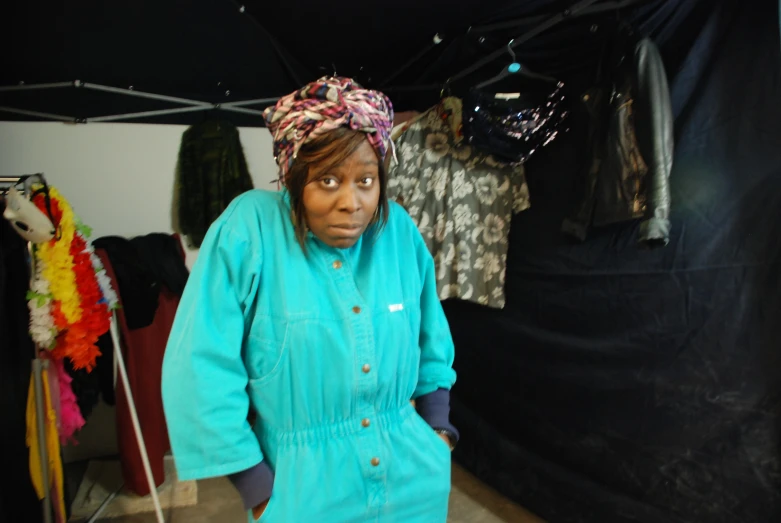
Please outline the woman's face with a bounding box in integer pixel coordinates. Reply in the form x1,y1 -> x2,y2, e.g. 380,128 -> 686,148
302,140 -> 381,249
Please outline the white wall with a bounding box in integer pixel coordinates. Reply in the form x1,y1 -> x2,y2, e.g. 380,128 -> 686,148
0,121 -> 279,461
0,121 -> 280,267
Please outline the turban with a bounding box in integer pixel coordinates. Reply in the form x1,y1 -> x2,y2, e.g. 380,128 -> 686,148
263,76 -> 394,181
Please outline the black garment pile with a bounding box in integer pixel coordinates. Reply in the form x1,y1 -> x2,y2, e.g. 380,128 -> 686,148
0,201 -> 44,522
67,233 -> 189,421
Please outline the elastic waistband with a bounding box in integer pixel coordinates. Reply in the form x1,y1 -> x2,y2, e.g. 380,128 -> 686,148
260,403 -> 415,446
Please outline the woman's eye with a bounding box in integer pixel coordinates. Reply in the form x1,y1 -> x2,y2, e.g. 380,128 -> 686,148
320,177 -> 338,187
360,177 -> 375,186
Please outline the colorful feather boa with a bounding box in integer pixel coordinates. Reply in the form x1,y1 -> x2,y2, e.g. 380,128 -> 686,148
29,186 -> 111,371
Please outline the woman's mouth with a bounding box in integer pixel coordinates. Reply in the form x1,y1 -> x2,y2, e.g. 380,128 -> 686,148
330,224 -> 363,236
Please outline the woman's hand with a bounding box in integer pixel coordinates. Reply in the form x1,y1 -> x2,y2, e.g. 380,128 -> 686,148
252,499 -> 269,520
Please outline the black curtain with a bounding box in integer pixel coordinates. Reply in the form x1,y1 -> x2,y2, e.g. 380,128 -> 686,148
0,205 -> 43,522
447,0 -> 781,522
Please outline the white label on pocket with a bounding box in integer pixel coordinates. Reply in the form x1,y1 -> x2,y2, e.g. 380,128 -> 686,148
389,303 -> 404,313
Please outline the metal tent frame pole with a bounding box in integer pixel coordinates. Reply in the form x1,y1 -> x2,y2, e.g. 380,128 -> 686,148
228,0 -> 303,87
86,106 -> 211,124
0,80 -> 281,123
0,82 -> 74,92
0,106 -> 76,122
221,96 -> 281,107
79,82 -> 212,107
379,33 -> 445,87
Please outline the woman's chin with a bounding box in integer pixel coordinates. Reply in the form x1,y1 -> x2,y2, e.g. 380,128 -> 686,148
325,236 -> 360,249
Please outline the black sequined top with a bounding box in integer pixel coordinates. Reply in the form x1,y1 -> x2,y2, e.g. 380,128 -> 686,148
463,82 -> 568,164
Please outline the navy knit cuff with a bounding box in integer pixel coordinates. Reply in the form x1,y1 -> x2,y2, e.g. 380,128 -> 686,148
227,461 -> 274,510
416,388 -> 460,442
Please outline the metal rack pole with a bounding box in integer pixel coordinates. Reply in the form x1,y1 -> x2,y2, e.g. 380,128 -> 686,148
109,313 -> 165,522
31,357 -> 53,523
23,184 -> 53,523
3,175 -> 53,523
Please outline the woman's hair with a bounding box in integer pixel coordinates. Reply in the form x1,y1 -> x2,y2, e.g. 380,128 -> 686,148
285,127 -> 390,247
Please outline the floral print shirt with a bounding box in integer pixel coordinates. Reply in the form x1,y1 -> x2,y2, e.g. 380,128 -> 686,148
387,97 -> 530,309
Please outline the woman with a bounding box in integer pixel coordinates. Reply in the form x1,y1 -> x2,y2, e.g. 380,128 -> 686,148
162,77 -> 458,522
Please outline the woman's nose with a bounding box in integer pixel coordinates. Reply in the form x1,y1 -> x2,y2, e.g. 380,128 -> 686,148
337,186 -> 360,213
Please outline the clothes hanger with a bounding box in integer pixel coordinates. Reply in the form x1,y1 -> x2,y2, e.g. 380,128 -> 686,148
439,77 -> 452,99
474,39 -> 558,90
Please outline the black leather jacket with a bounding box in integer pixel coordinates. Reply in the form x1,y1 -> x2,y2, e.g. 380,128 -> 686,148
563,35 -> 674,247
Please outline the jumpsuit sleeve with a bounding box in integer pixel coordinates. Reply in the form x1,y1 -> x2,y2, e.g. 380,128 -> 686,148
410,222 -> 457,399
162,196 -> 266,481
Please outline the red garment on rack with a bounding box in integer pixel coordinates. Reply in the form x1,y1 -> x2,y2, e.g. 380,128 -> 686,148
95,247 -> 178,496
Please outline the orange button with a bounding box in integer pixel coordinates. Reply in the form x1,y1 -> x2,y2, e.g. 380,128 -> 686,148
361,418 -> 371,428
333,260 -> 342,269
370,457 -> 380,467
352,306 -> 361,314
362,364 -> 371,373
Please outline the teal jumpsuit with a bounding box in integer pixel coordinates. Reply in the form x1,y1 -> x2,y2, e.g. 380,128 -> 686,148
162,189 -> 457,522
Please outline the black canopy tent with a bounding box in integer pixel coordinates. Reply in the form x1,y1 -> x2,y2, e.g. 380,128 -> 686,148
2,1 -> 781,522
2,0 -> 695,124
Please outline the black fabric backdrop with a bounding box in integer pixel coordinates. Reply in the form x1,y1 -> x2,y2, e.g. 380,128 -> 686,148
445,1 -> 781,522
2,1 -> 781,522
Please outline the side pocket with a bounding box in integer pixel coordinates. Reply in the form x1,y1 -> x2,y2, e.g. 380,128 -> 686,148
257,444 -> 293,522
413,412 -> 452,463
256,497 -> 273,522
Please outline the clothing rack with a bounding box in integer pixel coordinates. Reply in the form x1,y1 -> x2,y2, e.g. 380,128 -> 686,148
383,0 -> 651,94
1,175 -> 165,523
468,0 -> 653,34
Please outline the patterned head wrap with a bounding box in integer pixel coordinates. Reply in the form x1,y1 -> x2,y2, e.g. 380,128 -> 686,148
263,76 -> 395,181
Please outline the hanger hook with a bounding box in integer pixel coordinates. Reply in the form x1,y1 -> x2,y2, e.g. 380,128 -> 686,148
440,77 -> 452,98
507,39 -> 516,62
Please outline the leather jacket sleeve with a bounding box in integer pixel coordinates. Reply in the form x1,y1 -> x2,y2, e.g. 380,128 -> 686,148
632,38 -> 674,247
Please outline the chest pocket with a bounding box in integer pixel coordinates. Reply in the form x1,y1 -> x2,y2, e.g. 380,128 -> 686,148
245,316 -> 288,384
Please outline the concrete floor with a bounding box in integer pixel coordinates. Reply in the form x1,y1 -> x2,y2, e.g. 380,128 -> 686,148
95,463 -> 544,523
